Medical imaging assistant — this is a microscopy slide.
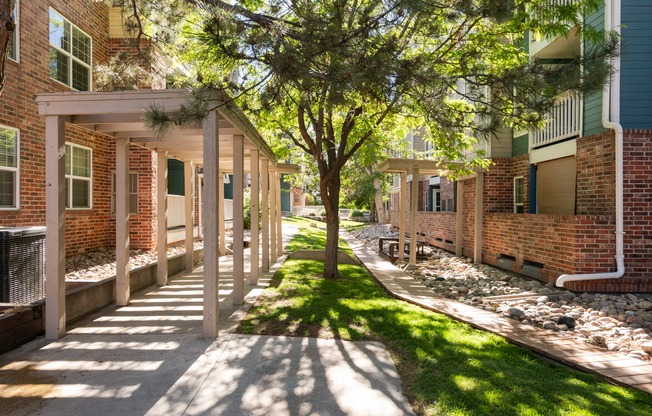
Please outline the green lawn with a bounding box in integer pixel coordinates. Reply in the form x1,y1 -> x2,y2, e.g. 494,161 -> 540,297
240,222 -> 652,415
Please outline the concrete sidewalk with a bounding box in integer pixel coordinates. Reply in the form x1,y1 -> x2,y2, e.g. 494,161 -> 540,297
0,225 -> 414,416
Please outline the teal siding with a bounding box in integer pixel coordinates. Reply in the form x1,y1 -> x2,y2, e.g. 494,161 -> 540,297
620,1 -> 652,129
168,159 -> 185,195
583,7 -> 607,137
224,175 -> 233,200
281,174 -> 291,212
512,134 -> 528,157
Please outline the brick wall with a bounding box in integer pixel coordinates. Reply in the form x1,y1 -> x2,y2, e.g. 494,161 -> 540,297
576,130 -> 615,215
0,1 -> 111,254
622,130 -> 652,282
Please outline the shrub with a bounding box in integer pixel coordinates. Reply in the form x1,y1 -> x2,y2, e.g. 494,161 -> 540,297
320,210 -> 326,216
351,210 -> 363,218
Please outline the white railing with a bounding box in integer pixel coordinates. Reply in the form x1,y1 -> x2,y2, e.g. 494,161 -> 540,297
169,195 -> 234,229
530,91 -> 582,149
168,195 -> 185,228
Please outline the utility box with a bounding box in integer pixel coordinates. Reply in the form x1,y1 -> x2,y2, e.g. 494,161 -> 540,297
0,226 -> 46,304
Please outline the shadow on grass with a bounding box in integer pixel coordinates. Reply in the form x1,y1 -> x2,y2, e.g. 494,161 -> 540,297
238,259 -> 652,416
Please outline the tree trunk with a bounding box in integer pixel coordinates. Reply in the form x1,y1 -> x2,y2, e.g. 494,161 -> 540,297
321,172 -> 341,279
0,0 -> 16,95
373,175 -> 387,224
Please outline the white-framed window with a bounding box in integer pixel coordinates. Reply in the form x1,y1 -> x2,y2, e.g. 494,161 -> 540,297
8,1 -> 19,62
514,176 -> 524,213
49,8 -> 92,91
65,143 -> 92,209
111,172 -> 139,214
0,125 -> 19,209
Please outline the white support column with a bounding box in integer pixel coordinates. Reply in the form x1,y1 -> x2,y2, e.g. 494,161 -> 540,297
409,167 -> 419,266
276,172 -> 283,257
398,172 -> 407,262
115,138 -> 131,306
474,172 -> 484,264
45,116 -> 66,340
218,173 -> 225,255
249,149 -> 260,285
198,174 -> 203,239
270,169 -> 277,265
202,110 -> 220,338
157,151 -> 168,286
261,159 -> 270,272
184,161 -> 195,272
456,180 -> 464,257
232,134 -> 245,305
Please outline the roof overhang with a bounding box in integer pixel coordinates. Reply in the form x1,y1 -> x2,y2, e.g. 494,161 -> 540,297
378,158 -> 485,177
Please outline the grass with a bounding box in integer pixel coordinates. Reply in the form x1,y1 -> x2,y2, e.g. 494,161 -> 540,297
239,222 -> 652,415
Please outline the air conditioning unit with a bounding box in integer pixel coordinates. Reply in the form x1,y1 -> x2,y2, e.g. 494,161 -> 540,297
0,226 -> 46,304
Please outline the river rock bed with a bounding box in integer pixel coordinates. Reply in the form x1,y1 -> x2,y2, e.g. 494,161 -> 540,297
350,224 -> 652,362
65,240 -> 204,281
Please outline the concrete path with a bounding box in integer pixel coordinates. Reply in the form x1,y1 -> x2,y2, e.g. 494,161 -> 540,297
0,224 -> 414,416
343,232 -> 652,395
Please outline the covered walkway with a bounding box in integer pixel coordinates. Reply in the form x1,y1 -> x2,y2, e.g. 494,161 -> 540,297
0,224 -> 413,416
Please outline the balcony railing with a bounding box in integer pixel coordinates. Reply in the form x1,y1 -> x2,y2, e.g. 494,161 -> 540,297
530,91 -> 582,149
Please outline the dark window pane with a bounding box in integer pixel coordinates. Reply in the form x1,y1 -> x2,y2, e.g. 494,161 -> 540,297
72,179 -> 90,208
72,27 -> 91,65
0,171 -> 15,207
50,48 -> 69,85
72,60 -> 90,91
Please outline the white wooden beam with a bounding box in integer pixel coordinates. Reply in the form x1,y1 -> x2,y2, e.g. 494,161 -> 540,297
474,172 -> 484,264
409,167 -> 419,266
261,159 -> 270,272
116,138 -> 131,306
456,180 -> 464,257
218,173 -> 226,255
185,161 -> 195,272
232,134 -> 245,305
249,149 -> 260,285
157,151 -> 168,286
270,169 -> 277,265
45,116 -> 67,340
399,172 -> 407,262
202,110 -> 219,338
276,172 -> 283,257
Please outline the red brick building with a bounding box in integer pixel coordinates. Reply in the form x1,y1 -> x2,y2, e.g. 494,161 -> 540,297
389,2 -> 652,293
0,1 -> 173,254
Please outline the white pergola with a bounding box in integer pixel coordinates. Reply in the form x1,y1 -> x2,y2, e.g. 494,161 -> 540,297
36,89 -> 298,340
378,158 -> 485,266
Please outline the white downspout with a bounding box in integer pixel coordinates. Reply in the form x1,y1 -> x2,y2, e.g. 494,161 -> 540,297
556,0 -> 624,287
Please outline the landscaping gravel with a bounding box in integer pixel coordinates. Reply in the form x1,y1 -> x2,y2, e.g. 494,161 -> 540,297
350,224 -> 652,362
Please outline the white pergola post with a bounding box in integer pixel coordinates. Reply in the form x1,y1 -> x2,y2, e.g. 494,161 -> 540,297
184,161 -> 195,272
249,149 -> 260,285
202,110 -> 220,337
276,172 -> 283,257
474,172 -> 484,263
232,134 -> 245,305
115,138 -> 131,306
456,180 -> 464,257
198,174 -> 203,239
398,172 -> 407,262
45,115 -> 66,340
270,169 -> 277,265
409,167 -> 419,266
218,173 -> 225,255
261,159 -> 270,272
157,151 -> 168,286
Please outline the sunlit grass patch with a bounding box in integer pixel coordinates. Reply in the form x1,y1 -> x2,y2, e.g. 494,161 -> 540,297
240,219 -> 652,415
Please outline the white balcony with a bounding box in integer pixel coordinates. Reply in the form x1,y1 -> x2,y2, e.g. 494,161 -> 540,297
530,91 -> 582,150
529,1 -> 581,59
